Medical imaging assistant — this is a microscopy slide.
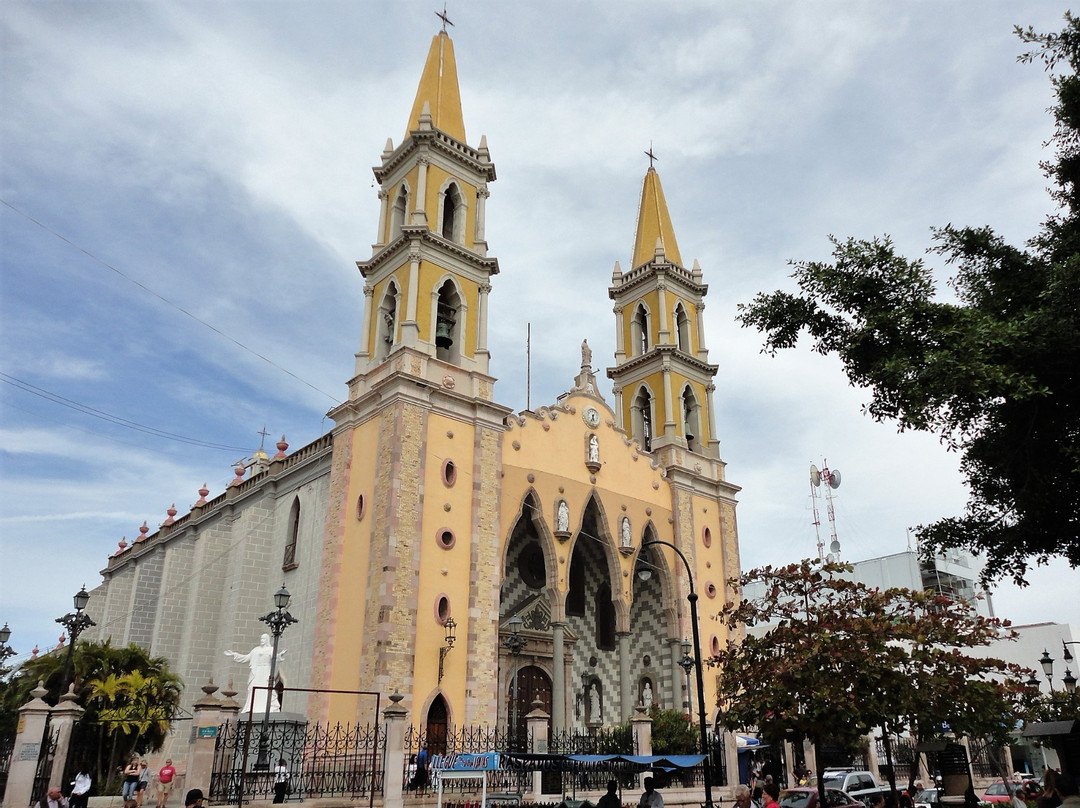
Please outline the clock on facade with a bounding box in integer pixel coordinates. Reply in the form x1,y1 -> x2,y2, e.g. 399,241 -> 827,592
583,406 -> 600,428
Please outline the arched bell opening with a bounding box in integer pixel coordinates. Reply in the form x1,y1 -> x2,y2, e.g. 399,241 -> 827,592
434,279 -> 462,363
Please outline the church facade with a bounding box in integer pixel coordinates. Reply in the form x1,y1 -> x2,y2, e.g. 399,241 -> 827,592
84,27 -> 742,757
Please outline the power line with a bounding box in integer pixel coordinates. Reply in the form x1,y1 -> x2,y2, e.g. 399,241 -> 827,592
0,372 -> 252,452
1,198 -> 342,405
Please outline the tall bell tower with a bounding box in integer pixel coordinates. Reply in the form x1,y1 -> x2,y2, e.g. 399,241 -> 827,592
354,29 -> 498,381
606,164 -> 720,458
312,29 -> 510,727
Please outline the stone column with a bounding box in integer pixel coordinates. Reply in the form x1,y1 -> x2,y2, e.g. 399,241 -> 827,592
185,681 -> 223,799
402,248 -> 421,347
667,637 -> 685,711
48,686 -> 84,789
631,707 -> 653,790
724,731 -> 740,790
3,682 -> 52,808
375,189 -> 389,248
866,733 -> 881,784
476,282 -> 492,361
551,622 -> 566,733
382,694 -> 408,808
526,704 -> 550,799
474,185 -> 489,256
617,632 -> 632,722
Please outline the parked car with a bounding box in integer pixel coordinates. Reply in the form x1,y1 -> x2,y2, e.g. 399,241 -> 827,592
821,770 -> 884,800
913,787 -> 940,808
981,782 -> 1016,804
780,787 -> 867,808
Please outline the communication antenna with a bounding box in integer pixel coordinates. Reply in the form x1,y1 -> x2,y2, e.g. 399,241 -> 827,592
809,459 -> 842,561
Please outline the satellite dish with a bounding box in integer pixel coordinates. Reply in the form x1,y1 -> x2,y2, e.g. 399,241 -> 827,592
810,464 -> 821,487
830,540 -> 841,553
826,553 -> 836,563
829,469 -> 841,489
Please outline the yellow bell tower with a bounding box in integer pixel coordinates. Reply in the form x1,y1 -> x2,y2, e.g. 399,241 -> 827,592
355,29 -> 498,378
312,29 -> 510,727
607,164 -> 720,458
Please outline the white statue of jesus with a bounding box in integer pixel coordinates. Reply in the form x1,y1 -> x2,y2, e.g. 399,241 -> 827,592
225,634 -> 286,712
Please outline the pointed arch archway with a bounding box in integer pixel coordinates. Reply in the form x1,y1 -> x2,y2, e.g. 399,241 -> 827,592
377,279 -> 400,361
629,524 -> 678,710
431,276 -> 468,364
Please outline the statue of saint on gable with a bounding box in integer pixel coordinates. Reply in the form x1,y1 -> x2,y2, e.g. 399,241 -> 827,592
589,434 -> 599,463
621,517 -> 632,548
557,501 -> 570,532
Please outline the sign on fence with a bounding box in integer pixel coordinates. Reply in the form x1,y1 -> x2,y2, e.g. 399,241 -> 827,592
432,753 -> 500,772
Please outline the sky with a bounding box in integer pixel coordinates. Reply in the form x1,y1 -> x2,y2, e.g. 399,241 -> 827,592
2,2 -> 1078,666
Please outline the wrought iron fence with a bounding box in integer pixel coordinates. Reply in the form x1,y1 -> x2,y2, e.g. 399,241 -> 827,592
30,722 -> 59,807
546,726 -> 636,795
403,725 -> 533,796
0,732 -> 14,801
968,737 -> 1004,779
210,719 -> 383,804
875,736 -> 917,785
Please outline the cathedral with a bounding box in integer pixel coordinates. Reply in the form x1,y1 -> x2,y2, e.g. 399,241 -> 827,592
84,26 -> 742,758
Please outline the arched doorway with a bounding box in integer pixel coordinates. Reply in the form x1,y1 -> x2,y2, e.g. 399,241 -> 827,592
506,665 -> 551,749
425,694 -> 449,754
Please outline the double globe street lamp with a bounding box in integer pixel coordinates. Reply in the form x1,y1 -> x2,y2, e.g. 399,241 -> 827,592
0,623 -> 15,665
637,540 -> 715,808
255,585 -> 298,769
55,586 -> 96,698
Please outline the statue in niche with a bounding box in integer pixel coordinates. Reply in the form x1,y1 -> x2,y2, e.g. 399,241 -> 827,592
641,680 -> 653,707
621,517 -> 632,548
225,634 -> 287,712
557,500 -> 570,532
589,434 -> 599,463
589,681 -> 601,724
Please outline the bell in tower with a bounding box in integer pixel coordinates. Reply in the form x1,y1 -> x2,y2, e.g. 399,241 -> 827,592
435,302 -> 456,349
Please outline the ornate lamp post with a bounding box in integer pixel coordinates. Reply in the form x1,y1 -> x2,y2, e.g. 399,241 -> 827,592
254,585 -> 298,770
55,586 -> 95,698
1038,647 -> 1078,694
677,637 -> 694,713
438,617 -> 457,683
638,540 -> 715,808
0,623 -> 15,665
503,615 -> 528,750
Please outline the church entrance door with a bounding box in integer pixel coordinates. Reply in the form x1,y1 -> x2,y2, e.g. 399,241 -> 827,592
426,694 -> 449,754
506,665 -> 551,749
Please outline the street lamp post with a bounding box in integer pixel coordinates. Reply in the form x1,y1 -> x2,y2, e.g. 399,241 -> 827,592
503,615 -> 528,751
677,637 -> 694,713
0,623 -> 15,665
1037,647 -> 1078,694
254,585 -> 298,770
638,540 -> 714,808
55,586 -> 95,699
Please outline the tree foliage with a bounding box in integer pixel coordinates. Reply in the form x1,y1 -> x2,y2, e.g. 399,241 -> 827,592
0,640 -> 182,792
737,15 -> 1080,585
711,561 -> 1033,806
647,704 -> 700,755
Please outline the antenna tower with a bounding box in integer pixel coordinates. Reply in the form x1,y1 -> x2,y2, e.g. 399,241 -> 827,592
808,459 -> 842,561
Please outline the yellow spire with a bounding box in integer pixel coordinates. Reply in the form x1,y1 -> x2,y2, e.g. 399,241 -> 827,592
632,167 -> 683,268
406,31 -> 466,142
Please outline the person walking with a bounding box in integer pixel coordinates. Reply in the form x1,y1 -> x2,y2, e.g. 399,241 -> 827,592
156,759 -> 176,808
273,758 -> 289,804
70,770 -> 92,808
136,760 -> 151,806
122,758 -> 141,800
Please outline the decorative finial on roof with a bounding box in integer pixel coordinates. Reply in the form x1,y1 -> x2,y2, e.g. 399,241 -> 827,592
138,521 -> 150,542
274,435 -> 289,460
645,143 -> 657,170
230,462 -> 246,487
435,3 -> 454,32
163,504 -> 177,526
196,483 -> 209,506
117,536 -> 128,554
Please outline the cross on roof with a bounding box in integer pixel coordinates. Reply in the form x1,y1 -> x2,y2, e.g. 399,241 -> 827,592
436,4 -> 454,31
257,425 -> 270,451
645,144 -> 658,169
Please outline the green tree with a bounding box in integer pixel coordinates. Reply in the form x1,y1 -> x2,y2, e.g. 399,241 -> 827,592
711,561 -> 1031,807
647,704 -> 699,755
0,640 -> 182,792
736,15 -> 1080,586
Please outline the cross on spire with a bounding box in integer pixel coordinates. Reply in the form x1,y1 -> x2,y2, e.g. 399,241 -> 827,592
257,425 -> 270,451
645,143 -> 658,169
436,3 -> 454,32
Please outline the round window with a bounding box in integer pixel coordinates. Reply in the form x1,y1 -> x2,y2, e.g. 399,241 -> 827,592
442,458 -> 457,487
437,596 -> 450,622
702,526 -> 712,548
706,581 -> 717,599
356,494 -> 366,521
437,528 -> 456,550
